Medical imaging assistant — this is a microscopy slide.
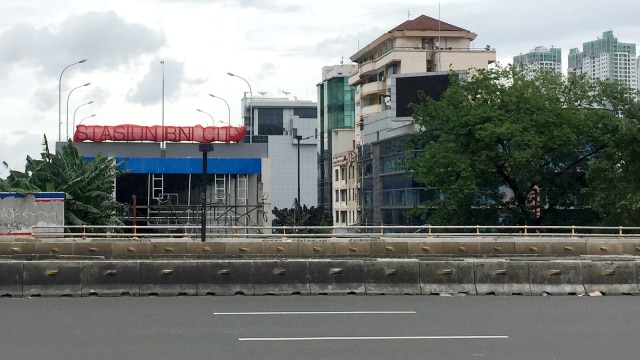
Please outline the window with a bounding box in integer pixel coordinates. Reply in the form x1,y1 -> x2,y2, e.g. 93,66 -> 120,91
256,108 -> 283,135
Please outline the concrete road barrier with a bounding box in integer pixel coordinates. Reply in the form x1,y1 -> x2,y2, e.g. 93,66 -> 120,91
582,260 -> 639,295
252,260 -> 310,295
363,259 -> 420,295
197,260 -> 254,296
420,260 -> 476,295
139,260 -> 197,296
0,261 -> 23,297
308,259 -> 365,295
74,242 -> 112,257
529,260 -> 585,295
82,261 -> 140,296
407,241 -> 444,255
474,260 -> 531,295
23,261 -> 83,297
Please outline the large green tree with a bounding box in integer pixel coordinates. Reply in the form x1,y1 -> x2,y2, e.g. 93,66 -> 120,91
1,136 -> 126,227
407,65 -> 638,226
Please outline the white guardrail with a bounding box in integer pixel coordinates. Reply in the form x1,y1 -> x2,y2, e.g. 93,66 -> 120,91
22,224 -> 640,241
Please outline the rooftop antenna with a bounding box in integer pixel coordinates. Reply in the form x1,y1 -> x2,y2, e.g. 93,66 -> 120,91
258,91 -> 267,97
407,10 -> 410,20
340,56 -> 344,65
281,90 -> 290,98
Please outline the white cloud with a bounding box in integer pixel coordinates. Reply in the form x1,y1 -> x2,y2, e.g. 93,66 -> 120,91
0,0 -> 639,174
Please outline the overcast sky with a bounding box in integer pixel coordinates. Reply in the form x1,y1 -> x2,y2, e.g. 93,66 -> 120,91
1,0 -> 639,177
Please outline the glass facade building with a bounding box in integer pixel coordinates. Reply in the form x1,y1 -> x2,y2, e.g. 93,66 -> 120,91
317,64 -> 357,219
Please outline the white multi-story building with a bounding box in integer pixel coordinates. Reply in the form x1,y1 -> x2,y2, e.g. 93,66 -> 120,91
513,46 -> 562,73
568,31 -> 638,89
347,15 -> 496,225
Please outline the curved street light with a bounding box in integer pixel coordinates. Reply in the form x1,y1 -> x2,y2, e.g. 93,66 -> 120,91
78,114 -> 96,125
196,108 -> 214,126
66,83 -> 91,139
72,101 -> 94,130
227,72 -> 253,142
58,59 -> 87,141
209,94 -> 231,126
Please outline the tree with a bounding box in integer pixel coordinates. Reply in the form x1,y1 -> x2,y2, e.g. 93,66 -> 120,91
586,100 -> 640,225
406,65 -> 635,226
1,136 -> 126,228
272,200 -> 332,232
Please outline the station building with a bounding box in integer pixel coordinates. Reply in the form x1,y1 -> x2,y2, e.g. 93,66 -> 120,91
63,96 -> 317,231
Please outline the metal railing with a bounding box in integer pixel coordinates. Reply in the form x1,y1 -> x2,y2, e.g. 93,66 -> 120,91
19,224 -> 640,241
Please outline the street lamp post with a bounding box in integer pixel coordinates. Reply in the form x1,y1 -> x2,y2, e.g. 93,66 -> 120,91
209,94 -> 231,126
72,101 -> 94,130
66,83 -> 91,140
196,109 -> 214,126
58,59 -> 87,142
227,73 -> 253,142
78,114 -> 96,125
199,143 -> 214,242
295,134 -> 313,226
161,60 -> 165,148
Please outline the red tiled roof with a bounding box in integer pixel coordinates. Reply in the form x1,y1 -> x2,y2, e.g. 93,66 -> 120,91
388,14 -> 469,33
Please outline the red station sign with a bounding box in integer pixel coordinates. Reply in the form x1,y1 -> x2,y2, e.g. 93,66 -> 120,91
73,124 -> 247,143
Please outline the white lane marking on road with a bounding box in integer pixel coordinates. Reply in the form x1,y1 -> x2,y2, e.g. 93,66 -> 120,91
214,311 -> 417,315
239,335 -> 509,341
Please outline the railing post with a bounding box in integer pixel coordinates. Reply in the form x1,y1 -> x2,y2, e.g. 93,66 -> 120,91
524,225 -> 528,237
233,226 -> 238,238
183,225 -> 189,239
429,225 -> 432,238
82,224 -> 87,239
476,225 -> 480,237
380,225 -> 384,238
571,225 -> 576,239
619,226 -> 623,239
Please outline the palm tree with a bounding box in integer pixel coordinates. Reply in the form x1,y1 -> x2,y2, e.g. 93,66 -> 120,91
2,136 -> 126,228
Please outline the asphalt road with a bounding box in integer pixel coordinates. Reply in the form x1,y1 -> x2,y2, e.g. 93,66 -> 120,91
1,295 -> 637,360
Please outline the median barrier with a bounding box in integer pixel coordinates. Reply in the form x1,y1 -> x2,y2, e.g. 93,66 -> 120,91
252,259 -> 310,295
420,260 -> 476,295
196,260 -> 254,295
514,241 -> 554,256
112,242 -> 151,258
23,261 -> 83,297
443,240 -> 482,256
581,260 -> 639,295
262,241 -> 300,256
0,261 -> 23,297
149,242 -> 192,256
334,242 -> 371,257
550,241 -> 587,256
299,242 -> 336,257
308,259 -> 365,295
363,259 -> 420,295
407,241 -> 444,255
201,242 -> 225,256
74,242 -> 112,257
82,261 -> 140,296
34,242 -> 73,256
478,241 -> 516,256
528,260 -> 585,295
371,241 -> 409,257
619,241 -> 640,256
0,242 -> 35,257
139,260 -> 197,296
474,260 -> 531,295
224,241 -> 262,256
